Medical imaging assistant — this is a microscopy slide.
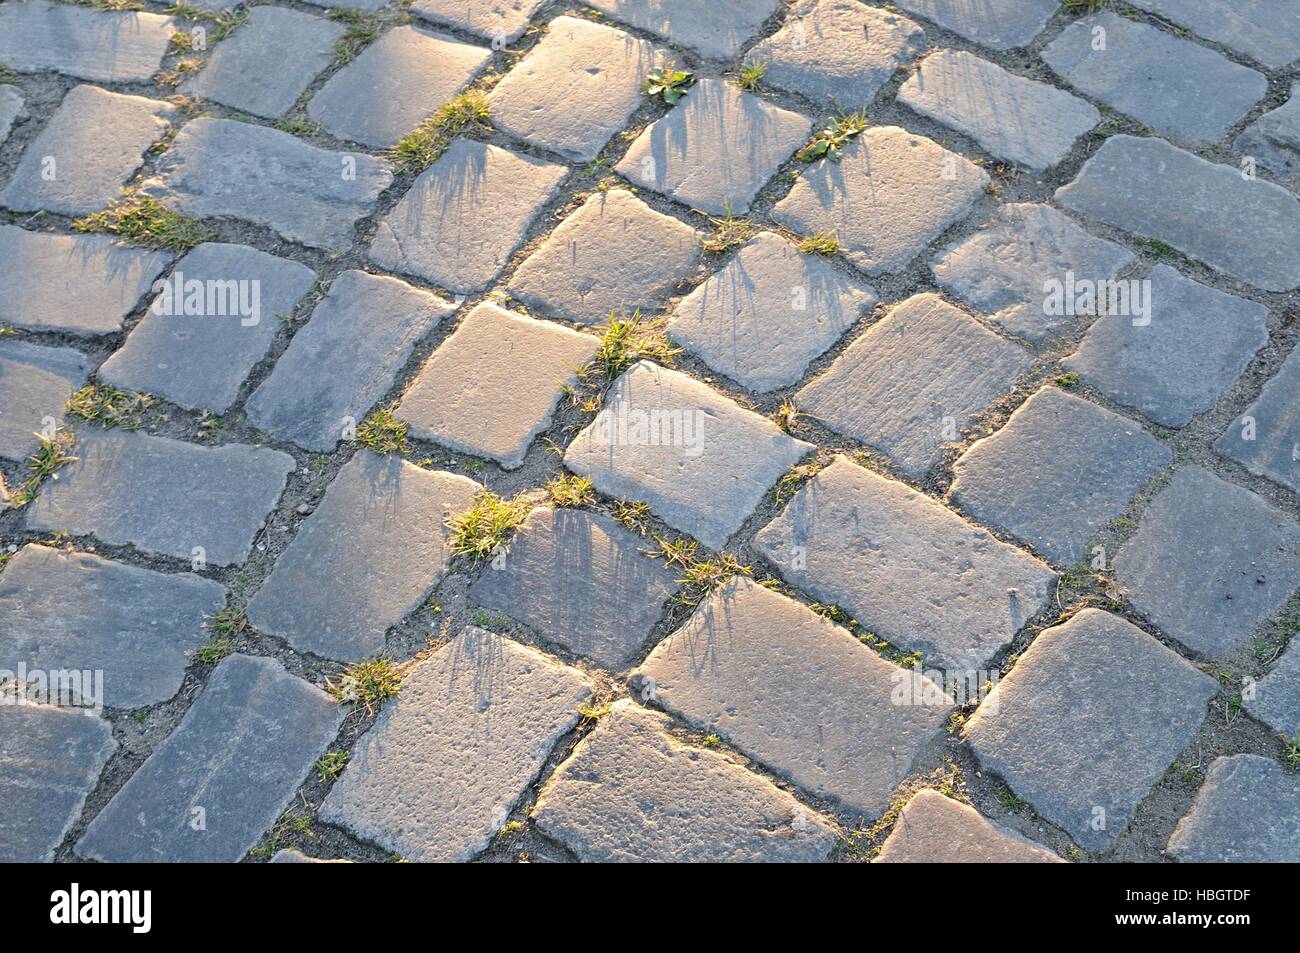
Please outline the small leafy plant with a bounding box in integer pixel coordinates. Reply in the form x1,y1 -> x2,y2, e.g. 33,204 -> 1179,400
796,111 -> 868,163
644,64 -> 694,105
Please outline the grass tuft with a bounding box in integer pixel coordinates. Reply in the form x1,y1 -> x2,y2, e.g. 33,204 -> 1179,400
207,607 -> 252,637
9,431 -> 77,509
1053,371 -> 1081,389
701,206 -> 757,254
0,64 -> 18,85
734,60 -> 767,92
796,111 -> 867,163
649,536 -> 752,606
447,491 -> 529,563
73,194 -> 214,251
391,90 -> 490,173
797,231 -> 840,255
315,751 -> 349,782
355,407 -> 408,455
546,473 -> 595,508
328,9 -> 383,65
192,635 -> 236,664
610,500 -> 651,534
66,384 -> 157,430
329,658 -> 401,712
588,311 -> 680,384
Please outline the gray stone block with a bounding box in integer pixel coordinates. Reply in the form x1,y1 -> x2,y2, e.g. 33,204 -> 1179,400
25,429 -> 293,568
1217,344 -> 1300,495
1114,466 -> 1300,658
0,86 -> 23,146
1236,83 -> 1300,187
1167,755 -> 1300,862
564,361 -> 814,550
247,453 -> 482,661
0,339 -> 90,463
0,545 -> 225,709
876,789 -> 1063,863
755,456 -> 1055,671
77,654 -> 344,862
1246,639 -> 1300,738
99,243 -> 316,414
0,0 -> 172,83
321,628 -> 591,861
1127,0 -> 1300,70
410,0 -> 547,44
893,0 -> 1056,50
584,0 -> 782,60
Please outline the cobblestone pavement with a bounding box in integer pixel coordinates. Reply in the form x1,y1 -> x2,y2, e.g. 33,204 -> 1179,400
1,0 -> 1299,864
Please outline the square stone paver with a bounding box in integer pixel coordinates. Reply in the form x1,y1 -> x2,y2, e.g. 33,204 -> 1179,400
616,79 -> 811,217
930,203 -> 1135,342
0,340 -> 89,463
772,127 -> 988,276
0,85 -> 173,216
308,26 -> 491,149
247,452 -> 482,661
533,700 -> 838,862
892,0 -> 1056,50
142,118 -> 393,251
0,0 -> 173,83
0,226 -> 171,336
1061,265 -> 1269,428
321,628 -> 592,862
98,243 -> 317,414
1246,640 -> 1300,738
1127,0 -> 1300,71
584,0 -> 782,60
1114,466 -> 1300,657
1043,13 -> 1265,146
470,506 -> 678,668
411,0 -> 547,45
0,87 -> 24,145
964,609 -> 1218,852
899,50 -> 1099,172
1166,755 -> 1300,863
183,7 -> 341,119
1056,135 -> 1300,292
77,654 -> 344,863
949,387 -> 1172,566
668,232 -> 876,393
396,302 -> 596,469
25,429 -> 293,567
508,189 -> 699,325
246,270 -> 455,452
369,138 -> 566,293
755,456 -> 1055,671
1236,83 -> 1300,183
796,293 -> 1031,479
564,361 -> 814,549
876,790 -> 1063,863
748,0 -> 926,110
640,578 -> 951,816
0,544 -> 225,709
0,704 -> 116,862
489,16 -> 663,162
1216,337 -> 1300,495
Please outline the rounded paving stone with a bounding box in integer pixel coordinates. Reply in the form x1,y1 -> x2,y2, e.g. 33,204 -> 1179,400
0,339 -> 90,464
1167,755 -> 1300,863
1216,332 -> 1300,496
584,0 -> 782,61
0,0 -> 173,83
876,790 -> 1063,863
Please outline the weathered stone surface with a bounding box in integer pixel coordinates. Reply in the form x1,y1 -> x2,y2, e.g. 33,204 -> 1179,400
640,579 -> 951,816
966,609 -> 1216,852
489,16 -> 662,162
300,0 -> 386,10
0,0 -> 172,83
748,0 -> 925,110
1062,265 -> 1268,428
0,85 -> 173,216
931,203 -> 1134,342
25,429 -> 293,567
321,628 -> 591,861
1115,466 -> 1300,657
396,303 -> 596,469
1043,14 -> 1265,146
247,270 -> 453,452
1246,639 -> 1300,738
950,388 -> 1172,565
0,339 -> 89,463
411,0 -> 546,44
668,232 -> 875,394
1127,0 -> 1300,70
309,26 -> 490,149
536,700 -> 837,862
509,189 -> 699,325
1217,346 -> 1300,495
0,704 -> 116,862
893,0 -> 1056,50
564,361 -> 813,550
796,294 -> 1030,479
756,457 -> 1055,671
1056,135 -> 1300,292
248,453 -> 481,661
0,87 -> 23,145
369,138 -> 565,293
0,545 -> 224,709
876,789 -> 1063,863
772,127 -> 988,275
1167,755 -> 1300,862
270,849 -> 350,863
616,79 -> 811,217
183,7 -> 340,120
143,118 -> 392,251
470,507 -> 677,668
1236,83 -> 1300,185
900,50 -> 1098,171
0,226 -> 171,336
77,654 -> 344,863
99,243 -> 316,414
585,0 -> 781,60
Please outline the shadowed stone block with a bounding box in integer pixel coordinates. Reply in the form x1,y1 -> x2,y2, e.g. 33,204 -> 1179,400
1246,639 -> 1300,738
1127,0 -> 1300,70
0,340 -> 90,463
1236,84 -> 1300,183
876,790 -> 1063,863
411,0 -> 547,44
0,87 -> 24,145
0,0 -> 173,83
893,0 -> 1056,50
1167,755 -> 1300,862
585,0 -> 782,60
1216,333 -> 1300,495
